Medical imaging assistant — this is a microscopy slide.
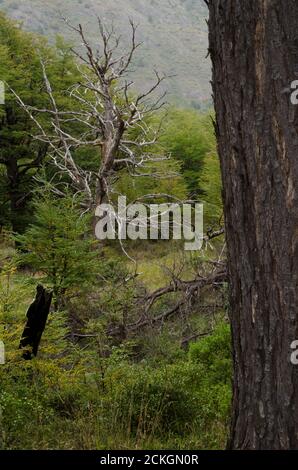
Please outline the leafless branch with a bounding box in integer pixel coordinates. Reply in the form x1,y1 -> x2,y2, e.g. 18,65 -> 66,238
10,18 -> 170,210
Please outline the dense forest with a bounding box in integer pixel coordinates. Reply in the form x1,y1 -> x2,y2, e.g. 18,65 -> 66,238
0,11 -> 229,450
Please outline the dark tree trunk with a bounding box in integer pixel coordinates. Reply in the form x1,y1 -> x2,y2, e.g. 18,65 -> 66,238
6,156 -> 27,233
208,0 -> 298,449
19,285 -> 53,360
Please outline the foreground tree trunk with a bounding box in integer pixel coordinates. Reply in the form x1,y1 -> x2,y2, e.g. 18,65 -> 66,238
208,0 -> 298,449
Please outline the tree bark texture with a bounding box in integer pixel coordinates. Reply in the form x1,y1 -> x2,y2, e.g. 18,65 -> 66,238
208,0 -> 298,449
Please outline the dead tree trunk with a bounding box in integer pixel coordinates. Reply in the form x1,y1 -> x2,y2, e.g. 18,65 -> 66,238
208,0 -> 298,449
19,285 -> 53,360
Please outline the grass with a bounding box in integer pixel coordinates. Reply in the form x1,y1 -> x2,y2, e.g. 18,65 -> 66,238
0,237 -> 229,451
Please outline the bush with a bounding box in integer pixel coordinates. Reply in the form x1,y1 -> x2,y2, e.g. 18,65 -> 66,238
0,321 -> 232,449
189,322 -> 232,384
188,322 -> 232,446
102,363 -> 197,439
97,325 -> 232,448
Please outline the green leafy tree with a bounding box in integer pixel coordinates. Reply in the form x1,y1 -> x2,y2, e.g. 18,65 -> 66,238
0,13 -> 79,233
15,193 -> 100,310
160,108 -> 215,197
199,151 -> 223,227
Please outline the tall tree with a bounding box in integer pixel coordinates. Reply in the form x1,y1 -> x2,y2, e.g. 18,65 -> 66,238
0,13 -> 78,233
14,18 -> 170,210
0,13 -> 46,233
208,0 -> 298,449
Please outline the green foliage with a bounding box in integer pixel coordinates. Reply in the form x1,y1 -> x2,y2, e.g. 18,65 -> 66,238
0,242 -> 231,449
160,109 -> 216,197
0,270 -> 231,450
0,12 -> 80,233
102,362 -> 196,441
0,12 -> 45,231
114,159 -> 188,204
188,322 -> 232,445
0,0 -> 210,107
199,151 -> 223,226
0,12 -> 229,453
189,322 -> 231,386
14,192 -> 99,308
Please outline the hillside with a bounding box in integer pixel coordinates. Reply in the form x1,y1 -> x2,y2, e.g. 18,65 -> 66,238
0,0 -> 211,107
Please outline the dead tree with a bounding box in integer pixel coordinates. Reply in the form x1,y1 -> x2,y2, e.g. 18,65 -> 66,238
11,18 -> 171,209
128,267 -> 227,331
19,285 -> 53,360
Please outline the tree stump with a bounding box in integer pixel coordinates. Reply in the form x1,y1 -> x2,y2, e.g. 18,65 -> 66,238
19,285 -> 53,360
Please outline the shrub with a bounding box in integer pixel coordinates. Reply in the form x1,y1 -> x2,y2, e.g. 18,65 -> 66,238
15,192 -> 100,309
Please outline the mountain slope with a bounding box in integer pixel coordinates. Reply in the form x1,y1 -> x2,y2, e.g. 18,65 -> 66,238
0,0 -> 211,106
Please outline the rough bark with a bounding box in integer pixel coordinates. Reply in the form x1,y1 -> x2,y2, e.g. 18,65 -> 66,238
208,0 -> 298,449
19,285 -> 53,360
